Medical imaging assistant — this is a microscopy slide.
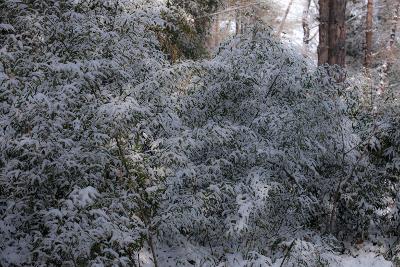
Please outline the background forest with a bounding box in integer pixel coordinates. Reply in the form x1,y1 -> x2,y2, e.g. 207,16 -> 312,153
1,0 -> 400,266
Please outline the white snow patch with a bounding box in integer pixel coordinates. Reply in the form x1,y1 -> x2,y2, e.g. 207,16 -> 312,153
69,186 -> 99,208
328,252 -> 393,267
213,251 -> 393,267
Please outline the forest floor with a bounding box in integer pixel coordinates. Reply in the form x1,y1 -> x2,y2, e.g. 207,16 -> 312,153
133,243 -> 393,266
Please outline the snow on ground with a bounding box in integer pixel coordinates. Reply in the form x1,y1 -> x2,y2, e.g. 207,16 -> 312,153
329,252 -> 393,267
135,249 -> 393,266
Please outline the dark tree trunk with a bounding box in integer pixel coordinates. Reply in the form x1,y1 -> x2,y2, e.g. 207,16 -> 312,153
328,0 -> 347,66
364,0 -> 373,69
318,0 -> 330,65
318,0 -> 347,67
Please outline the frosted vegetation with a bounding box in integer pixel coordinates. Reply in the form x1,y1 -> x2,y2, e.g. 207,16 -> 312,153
0,0 -> 399,266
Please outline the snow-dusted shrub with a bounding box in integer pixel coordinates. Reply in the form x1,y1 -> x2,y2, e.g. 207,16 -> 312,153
369,100 -> 400,241
277,240 -> 328,267
154,27 -> 379,264
0,1 -> 394,265
0,0 -> 176,265
346,71 -> 400,243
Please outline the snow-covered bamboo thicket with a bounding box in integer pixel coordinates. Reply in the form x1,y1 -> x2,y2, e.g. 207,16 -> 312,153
154,27 -> 394,265
0,0 -> 178,265
1,0 -> 399,266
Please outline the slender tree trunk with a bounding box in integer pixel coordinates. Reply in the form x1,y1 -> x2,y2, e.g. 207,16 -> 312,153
277,0 -> 295,37
235,0 -> 241,35
388,2 -> 400,49
235,9 -> 240,35
302,0 -> 312,45
364,0 -> 373,69
214,14 -> 220,47
318,0 -> 347,67
240,0 -> 245,34
379,2 -> 400,94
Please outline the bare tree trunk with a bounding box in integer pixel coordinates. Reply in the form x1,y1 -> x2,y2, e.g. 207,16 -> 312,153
364,0 -> 373,69
234,0 -> 241,35
214,14 -> 220,47
302,0 -> 312,45
389,2 -> 400,49
318,0 -> 347,67
328,0 -> 347,66
235,9 -> 240,35
240,0 -> 245,34
318,0 -> 330,65
379,2 -> 399,94
277,0 -> 295,37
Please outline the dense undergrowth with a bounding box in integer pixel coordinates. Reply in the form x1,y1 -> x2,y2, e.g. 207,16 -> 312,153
1,0 -> 400,266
